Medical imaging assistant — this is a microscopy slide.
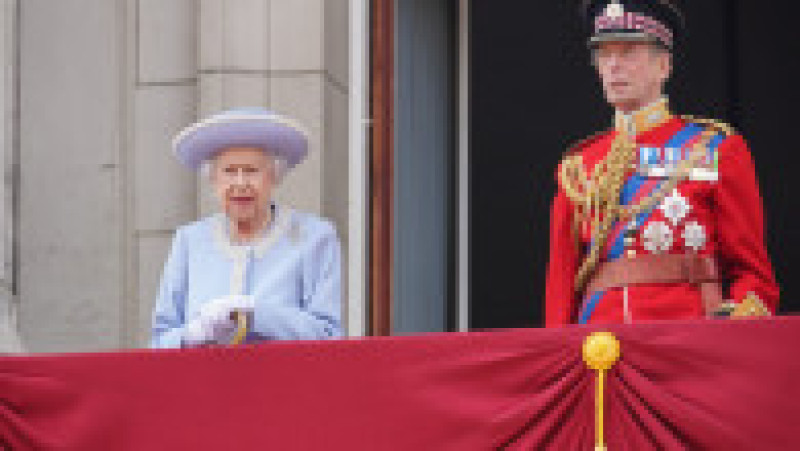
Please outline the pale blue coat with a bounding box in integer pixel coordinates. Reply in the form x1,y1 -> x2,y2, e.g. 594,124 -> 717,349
150,206 -> 343,348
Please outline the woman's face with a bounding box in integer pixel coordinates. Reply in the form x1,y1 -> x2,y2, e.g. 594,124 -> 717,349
210,147 -> 276,225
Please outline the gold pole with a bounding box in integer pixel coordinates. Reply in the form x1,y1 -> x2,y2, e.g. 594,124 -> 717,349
597,369 -> 605,449
583,332 -> 621,451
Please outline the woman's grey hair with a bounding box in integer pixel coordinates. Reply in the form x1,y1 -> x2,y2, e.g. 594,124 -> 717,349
202,152 -> 289,184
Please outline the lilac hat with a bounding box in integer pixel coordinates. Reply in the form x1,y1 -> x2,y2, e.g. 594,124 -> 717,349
172,108 -> 309,170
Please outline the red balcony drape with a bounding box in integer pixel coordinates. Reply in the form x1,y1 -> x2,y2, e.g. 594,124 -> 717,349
2,318 -> 799,450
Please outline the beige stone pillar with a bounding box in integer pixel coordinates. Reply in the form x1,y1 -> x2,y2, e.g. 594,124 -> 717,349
15,0 -> 199,351
0,0 -> 22,352
17,0 -> 127,352
128,0 -> 198,347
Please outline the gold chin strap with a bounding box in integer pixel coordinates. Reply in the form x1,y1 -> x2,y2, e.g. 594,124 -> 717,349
229,311 -> 249,345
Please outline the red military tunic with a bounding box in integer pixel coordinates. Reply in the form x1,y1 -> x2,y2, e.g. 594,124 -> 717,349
545,107 -> 779,326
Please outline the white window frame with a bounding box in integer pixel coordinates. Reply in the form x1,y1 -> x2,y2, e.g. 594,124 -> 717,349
347,0 -> 369,337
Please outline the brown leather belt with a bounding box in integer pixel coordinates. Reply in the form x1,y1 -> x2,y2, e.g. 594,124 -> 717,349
585,254 -> 724,313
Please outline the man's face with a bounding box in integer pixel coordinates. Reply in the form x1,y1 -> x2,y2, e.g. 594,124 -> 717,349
594,41 -> 671,112
210,147 -> 276,224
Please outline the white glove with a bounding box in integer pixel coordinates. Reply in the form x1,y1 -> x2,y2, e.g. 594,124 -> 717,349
183,295 -> 255,345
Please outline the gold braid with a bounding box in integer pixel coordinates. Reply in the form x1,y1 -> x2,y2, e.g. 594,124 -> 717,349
559,117 -> 731,294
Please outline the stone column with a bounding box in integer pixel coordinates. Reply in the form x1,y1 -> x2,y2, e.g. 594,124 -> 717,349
128,0 -> 198,347
10,0 -> 199,352
0,0 -> 22,352
17,0 -> 128,352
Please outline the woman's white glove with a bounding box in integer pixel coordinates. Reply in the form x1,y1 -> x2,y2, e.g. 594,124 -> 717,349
183,295 -> 255,346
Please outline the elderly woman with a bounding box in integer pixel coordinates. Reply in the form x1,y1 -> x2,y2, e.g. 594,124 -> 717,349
150,108 -> 343,348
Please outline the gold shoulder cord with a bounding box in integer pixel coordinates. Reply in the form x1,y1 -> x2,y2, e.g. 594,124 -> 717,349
558,117 -> 733,294
680,115 -> 736,137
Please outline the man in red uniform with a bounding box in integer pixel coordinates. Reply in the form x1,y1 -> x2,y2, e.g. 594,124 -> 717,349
545,0 -> 779,326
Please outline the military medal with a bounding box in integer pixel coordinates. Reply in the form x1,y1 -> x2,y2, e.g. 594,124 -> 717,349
643,221 -> 674,254
664,147 -> 682,175
682,220 -> 707,251
659,188 -> 691,226
638,147 -> 660,176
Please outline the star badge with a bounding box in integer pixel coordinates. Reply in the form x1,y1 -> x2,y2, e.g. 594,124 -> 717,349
659,188 -> 692,226
643,221 -> 674,254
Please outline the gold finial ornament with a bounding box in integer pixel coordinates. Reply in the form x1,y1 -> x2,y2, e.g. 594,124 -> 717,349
583,332 -> 621,370
583,332 -> 621,451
